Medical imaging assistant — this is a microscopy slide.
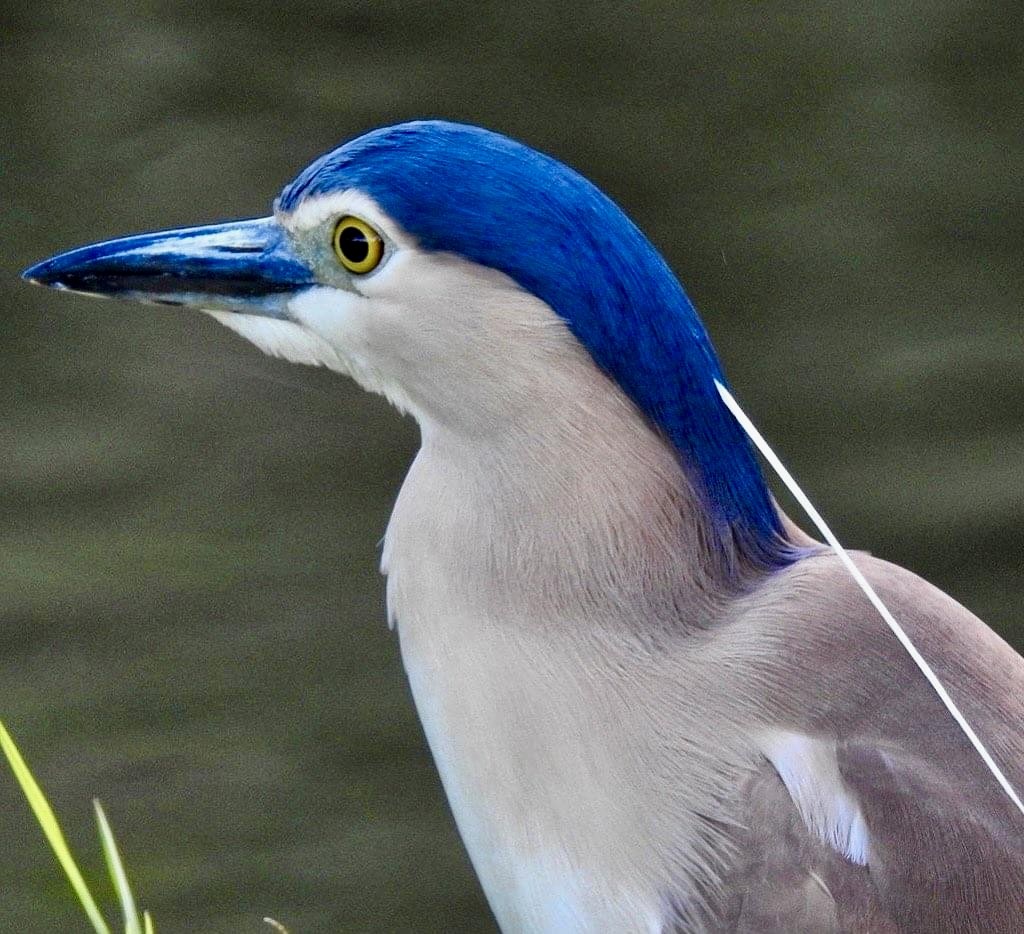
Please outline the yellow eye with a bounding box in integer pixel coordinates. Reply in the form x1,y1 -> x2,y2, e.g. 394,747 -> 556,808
332,215 -> 384,274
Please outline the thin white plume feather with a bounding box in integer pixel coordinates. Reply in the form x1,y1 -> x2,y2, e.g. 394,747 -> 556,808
715,379 -> 1024,818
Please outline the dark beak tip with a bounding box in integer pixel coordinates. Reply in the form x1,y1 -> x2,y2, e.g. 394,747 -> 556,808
21,259 -> 57,286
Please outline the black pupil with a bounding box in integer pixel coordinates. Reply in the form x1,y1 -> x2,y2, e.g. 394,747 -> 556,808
339,225 -> 369,263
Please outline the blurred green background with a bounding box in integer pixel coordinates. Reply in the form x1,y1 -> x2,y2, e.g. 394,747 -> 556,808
1,1 -> 1021,930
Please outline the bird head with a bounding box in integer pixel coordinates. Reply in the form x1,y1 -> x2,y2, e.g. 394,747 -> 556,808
23,120 -> 793,572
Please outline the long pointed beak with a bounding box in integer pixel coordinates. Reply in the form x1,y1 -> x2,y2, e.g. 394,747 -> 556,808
22,217 -> 315,316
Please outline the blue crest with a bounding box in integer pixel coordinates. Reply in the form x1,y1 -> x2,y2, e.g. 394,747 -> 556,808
280,121 -> 795,573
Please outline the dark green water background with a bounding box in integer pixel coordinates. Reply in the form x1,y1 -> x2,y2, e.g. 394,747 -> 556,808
1,2 -> 1021,930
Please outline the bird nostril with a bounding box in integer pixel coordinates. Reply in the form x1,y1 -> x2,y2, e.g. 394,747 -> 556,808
213,243 -> 265,254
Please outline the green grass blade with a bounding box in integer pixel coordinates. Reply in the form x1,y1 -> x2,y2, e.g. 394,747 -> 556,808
143,910 -> 155,934
94,799 -> 142,934
0,721 -> 111,934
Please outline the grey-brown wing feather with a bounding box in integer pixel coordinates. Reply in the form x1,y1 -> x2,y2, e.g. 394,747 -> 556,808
836,739 -> 1024,933
705,553 -> 1024,932
718,758 -> 896,933
721,742 -> 1024,933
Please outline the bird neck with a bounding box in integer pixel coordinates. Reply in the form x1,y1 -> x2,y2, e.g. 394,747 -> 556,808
549,249 -> 796,577
388,353 -> 778,632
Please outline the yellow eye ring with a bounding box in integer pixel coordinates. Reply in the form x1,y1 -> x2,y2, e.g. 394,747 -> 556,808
332,215 -> 384,274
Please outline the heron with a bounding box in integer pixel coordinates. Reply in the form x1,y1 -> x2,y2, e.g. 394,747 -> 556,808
23,120 -> 1024,932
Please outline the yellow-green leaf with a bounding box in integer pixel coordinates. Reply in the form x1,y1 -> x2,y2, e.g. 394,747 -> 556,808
0,721 -> 111,934
94,799 -> 142,934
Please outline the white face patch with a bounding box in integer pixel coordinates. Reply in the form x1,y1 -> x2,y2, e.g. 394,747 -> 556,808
206,187 -> 586,436
204,311 -> 346,370
280,214 -> 582,432
281,286 -> 417,416
278,189 -> 416,252
198,190 -> 421,412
